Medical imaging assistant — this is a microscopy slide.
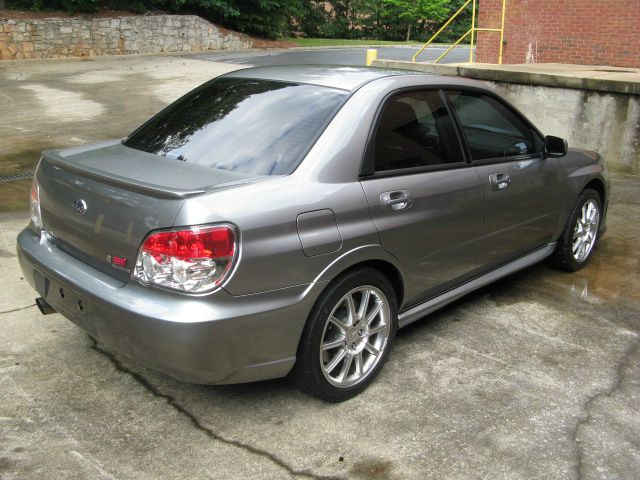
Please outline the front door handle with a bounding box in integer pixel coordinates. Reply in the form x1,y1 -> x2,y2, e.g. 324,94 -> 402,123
489,173 -> 511,191
381,190 -> 412,211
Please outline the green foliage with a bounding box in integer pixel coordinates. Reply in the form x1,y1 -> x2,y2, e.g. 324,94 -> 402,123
436,0 -> 473,43
4,0 -> 473,43
384,0 -> 449,23
224,0 -> 305,39
297,0 -> 471,43
61,0 -> 100,12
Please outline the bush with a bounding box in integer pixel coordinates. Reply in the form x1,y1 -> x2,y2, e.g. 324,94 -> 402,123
3,0 -> 472,42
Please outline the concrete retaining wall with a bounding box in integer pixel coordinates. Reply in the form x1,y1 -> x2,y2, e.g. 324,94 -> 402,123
0,15 -> 252,60
485,81 -> 639,173
373,60 -> 640,174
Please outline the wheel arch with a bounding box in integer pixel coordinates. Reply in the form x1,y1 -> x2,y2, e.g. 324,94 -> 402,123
583,178 -> 606,207
333,259 -> 405,309
311,246 -> 406,310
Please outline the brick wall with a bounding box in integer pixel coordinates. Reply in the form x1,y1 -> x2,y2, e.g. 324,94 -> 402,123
0,15 -> 252,60
476,0 -> 640,67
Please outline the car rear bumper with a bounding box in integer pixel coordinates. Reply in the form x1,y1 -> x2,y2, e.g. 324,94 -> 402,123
17,227 -> 319,384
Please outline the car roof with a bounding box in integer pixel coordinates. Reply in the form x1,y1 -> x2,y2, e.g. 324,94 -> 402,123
224,65 -> 443,91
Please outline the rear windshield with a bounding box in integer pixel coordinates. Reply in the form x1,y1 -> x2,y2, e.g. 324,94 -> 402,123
124,77 -> 347,176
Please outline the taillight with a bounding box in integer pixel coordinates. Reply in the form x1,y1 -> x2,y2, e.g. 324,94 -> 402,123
132,225 -> 237,293
30,176 -> 43,230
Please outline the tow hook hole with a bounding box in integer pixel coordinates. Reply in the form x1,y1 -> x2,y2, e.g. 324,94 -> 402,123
59,288 -> 65,299
78,300 -> 84,311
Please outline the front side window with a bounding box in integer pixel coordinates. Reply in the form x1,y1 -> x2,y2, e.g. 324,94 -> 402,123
374,90 -> 463,172
447,91 -> 540,161
124,77 -> 347,176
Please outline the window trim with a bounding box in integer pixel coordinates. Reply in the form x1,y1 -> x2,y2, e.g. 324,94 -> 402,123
359,86 -> 470,180
362,161 -> 471,180
442,87 -> 545,166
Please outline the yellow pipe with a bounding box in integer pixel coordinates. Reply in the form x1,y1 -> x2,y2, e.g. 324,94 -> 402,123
434,30 -> 471,64
412,0 -> 472,62
498,0 -> 507,64
469,0 -> 476,63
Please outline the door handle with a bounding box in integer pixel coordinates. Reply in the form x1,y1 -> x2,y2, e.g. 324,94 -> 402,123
380,190 -> 412,211
489,173 -> 511,191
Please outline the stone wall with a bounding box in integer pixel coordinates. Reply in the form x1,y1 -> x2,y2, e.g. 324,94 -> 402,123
0,14 -> 252,60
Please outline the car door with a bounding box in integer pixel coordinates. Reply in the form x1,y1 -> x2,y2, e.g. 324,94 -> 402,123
446,90 -> 564,269
360,89 -> 485,308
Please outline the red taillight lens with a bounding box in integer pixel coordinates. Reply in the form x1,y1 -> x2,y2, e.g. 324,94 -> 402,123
142,227 -> 235,261
133,225 -> 237,293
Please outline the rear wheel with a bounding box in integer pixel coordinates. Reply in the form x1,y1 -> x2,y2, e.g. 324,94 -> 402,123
551,188 -> 601,271
292,269 -> 398,402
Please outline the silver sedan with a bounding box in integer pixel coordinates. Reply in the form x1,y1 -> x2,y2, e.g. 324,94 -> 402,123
18,66 -> 609,401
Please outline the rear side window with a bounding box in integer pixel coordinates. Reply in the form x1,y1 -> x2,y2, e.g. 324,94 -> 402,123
374,90 -> 463,172
124,77 -> 347,176
447,91 -> 540,160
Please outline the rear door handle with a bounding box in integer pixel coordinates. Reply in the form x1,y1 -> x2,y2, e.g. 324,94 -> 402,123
380,190 -> 412,211
489,173 -> 511,191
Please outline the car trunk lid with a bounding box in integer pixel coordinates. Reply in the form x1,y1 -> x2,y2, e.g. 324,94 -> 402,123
37,140 -> 263,282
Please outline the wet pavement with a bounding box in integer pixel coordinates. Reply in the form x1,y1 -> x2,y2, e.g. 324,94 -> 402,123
0,55 -> 244,212
0,172 -> 638,479
1,53 -> 639,479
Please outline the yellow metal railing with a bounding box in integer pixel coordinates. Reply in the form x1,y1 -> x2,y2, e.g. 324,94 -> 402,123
412,0 -> 507,64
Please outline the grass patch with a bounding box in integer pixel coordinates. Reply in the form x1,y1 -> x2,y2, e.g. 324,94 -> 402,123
285,38 -> 425,47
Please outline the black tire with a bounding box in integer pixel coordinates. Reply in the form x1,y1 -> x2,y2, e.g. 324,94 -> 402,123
551,188 -> 602,272
292,268 -> 398,402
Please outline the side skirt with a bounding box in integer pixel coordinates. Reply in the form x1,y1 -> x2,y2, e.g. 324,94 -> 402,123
398,243 -> 556,329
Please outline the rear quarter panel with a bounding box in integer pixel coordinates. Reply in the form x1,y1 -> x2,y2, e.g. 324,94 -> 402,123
173,177 -> 386,296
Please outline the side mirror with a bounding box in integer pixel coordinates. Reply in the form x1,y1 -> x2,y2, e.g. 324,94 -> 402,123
544,135 -> 568,158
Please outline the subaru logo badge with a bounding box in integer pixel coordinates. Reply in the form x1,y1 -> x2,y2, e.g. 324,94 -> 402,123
72,199 -> 87,215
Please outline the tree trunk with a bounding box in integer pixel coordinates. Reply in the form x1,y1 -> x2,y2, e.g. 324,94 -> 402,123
406,24 -> 412,42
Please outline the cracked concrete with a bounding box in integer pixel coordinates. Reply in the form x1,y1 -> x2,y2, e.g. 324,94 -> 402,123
573,339 -> 640,480
0,55 -> 639,480
89,339 -> 340,480
1,173 -> 638,479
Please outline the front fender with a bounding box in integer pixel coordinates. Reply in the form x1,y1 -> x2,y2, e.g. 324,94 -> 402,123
555,149 -> 609,239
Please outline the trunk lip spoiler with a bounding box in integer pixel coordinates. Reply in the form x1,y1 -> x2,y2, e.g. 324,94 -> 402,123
44,150 -> 206,199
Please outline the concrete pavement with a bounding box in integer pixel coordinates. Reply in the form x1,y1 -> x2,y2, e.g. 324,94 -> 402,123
0,54 -> 245,211
1,173 -> 639,479
1,52 -> 639,479
185,45 -> 472,67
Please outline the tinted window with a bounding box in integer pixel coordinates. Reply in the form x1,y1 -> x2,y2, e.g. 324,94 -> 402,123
447,91 -> 539,161
374,90 -> 462,172
124,78 -> 347,175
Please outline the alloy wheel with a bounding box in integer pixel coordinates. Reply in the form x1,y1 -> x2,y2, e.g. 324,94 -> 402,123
572,199 -> 600,262
319,286 -> 391,388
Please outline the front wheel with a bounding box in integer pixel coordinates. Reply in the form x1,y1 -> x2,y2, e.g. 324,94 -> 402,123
292,269 -> 398,402
551,188 -> 602,271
